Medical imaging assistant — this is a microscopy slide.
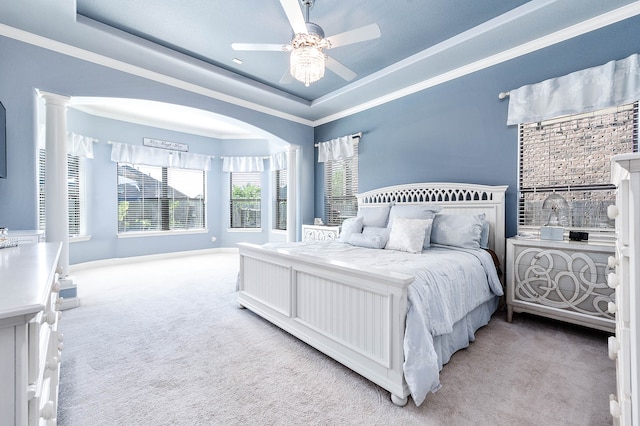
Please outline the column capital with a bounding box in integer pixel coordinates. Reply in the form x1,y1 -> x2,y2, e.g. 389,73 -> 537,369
37,90 -> 71,107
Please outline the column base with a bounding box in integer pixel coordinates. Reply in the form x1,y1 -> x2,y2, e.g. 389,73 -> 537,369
58,276 -> 80,310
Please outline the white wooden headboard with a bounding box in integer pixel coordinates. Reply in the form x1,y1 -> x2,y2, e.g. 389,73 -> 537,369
357,182 -> 508,274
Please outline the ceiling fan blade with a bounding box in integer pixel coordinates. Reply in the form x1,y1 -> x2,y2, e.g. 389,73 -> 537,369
231,43 -> 288,52
326,23 -> 381,49
325,56 -> 357,81
279,0 -> 308,35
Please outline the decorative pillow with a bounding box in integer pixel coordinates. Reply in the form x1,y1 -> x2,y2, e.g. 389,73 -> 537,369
348,233 -> 387,249
480,217 -> 490,249
386,204 -> 442,249
337,217 -> 364,242
385,217 -> 433,254
387,204 -> 442,227
362,226 -> 391,241
356,204 -> 392,228
431,213 -> 484,249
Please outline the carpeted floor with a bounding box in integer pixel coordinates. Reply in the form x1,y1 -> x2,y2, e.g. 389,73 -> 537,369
57,249 -> 615,425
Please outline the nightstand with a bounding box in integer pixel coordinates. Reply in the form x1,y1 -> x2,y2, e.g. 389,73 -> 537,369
506,237 -> 615,332
301,224 -> 340,242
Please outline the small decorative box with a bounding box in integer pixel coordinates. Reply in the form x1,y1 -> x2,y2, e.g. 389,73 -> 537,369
540,226 -> 564,241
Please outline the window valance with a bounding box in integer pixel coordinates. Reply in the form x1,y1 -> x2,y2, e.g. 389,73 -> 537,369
38,125 -> 97,159
110,141 -> 213,171
222,156 -> 265,173
317,134 -> 360,163
270,152 -> 288,171
507,53 -> 640,125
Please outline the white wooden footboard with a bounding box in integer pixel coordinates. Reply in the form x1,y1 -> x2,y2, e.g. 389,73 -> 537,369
237,242 -> 415,404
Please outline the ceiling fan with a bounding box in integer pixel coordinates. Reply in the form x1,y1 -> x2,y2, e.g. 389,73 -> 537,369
231,0 -> 381,87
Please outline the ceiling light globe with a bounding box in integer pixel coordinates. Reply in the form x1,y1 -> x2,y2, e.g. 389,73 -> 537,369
290,46 -> 325,87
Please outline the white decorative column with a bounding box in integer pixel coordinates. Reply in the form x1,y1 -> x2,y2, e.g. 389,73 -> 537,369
39,91 -> 79,309
286,144 -> 298,242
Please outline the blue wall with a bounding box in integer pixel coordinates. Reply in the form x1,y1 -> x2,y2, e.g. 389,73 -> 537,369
2,14 -> 640,263
0,35 -> 314,262
315,15 -> 640,239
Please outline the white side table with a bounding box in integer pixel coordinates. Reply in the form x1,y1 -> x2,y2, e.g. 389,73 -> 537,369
506,237 -> 615,332
301,225 -> 340,242
6,229 -> 45,245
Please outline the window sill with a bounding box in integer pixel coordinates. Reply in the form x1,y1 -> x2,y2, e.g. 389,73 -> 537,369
117,229 -> 209,238
227,228 -> 263,233
70,235 -> 91,243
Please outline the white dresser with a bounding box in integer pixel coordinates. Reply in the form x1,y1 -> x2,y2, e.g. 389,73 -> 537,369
506,237 -> 615,332
609,153 -> 640,425
301,224 -> 340,242
6,230 -> 46,245
0,243 -> 63,426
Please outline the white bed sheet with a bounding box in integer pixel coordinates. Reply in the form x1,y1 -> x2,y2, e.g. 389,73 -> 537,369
263,241 -> 503,406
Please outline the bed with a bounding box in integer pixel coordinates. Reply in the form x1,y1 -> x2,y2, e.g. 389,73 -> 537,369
237,182 -> 507,406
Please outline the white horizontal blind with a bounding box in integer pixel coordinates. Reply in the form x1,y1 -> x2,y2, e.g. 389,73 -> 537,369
230,172 -> 261,228
273,169 -> 287,231
518,102 -> 638,232
324,143 -> 358,226
117,163 -> 205,232
38,149 -> 83,236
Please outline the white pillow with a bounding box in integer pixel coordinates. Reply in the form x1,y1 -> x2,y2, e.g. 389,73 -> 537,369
357,204 -> 392,227
337,217 -> 364,242
385,217 -> 433,254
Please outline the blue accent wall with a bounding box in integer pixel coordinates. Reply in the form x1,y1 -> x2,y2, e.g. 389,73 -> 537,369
315,15 -> 640,239
1,14 -> 640,263
0,35 -> 313,263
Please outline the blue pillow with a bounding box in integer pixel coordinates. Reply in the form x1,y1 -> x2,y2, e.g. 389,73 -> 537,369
387,204 -> 442,248
337,217 -> 364,242
480,218 -> 490,249
348,233 -> 387,249
431,213 -> 484,249
356,204 -> 392,227
387,204 -> 442,227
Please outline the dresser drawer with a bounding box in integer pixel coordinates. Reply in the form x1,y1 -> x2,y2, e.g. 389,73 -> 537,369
511,244 -> 614,320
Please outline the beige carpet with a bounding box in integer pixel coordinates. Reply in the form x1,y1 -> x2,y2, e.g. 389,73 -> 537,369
57,250 -> 615,425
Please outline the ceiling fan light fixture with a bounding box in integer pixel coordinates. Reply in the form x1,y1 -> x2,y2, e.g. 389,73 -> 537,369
289,31 -> 328,87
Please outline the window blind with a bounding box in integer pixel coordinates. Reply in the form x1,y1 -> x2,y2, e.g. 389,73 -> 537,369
324,143 -> 359,226
273,169 -> 287,230
38,149 -> 83,236
230,172 -> 261,228
117,163 -> 206,232
518,102 -> 638,232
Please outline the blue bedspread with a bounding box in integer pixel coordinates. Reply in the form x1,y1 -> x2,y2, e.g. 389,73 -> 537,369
263,241 -> 503,406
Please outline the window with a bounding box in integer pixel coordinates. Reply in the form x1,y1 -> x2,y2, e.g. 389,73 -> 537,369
273,169 -> 287,230
230,172 -> 261,228
117,163 -> 205,233
324,143 -> 358,226
38,149 -> 84,236
518,102 -> 638,235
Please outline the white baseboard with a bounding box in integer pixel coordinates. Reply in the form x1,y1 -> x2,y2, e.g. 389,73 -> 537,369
70,247 -> 239,272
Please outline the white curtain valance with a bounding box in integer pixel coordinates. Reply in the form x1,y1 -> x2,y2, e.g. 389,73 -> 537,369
317,134 -> 358,163
68,132 -> 98,159
507,53 -> 640,125
38,125 -> 97,159
110,142 -> 213,171
270,152 -> 288,171
222,156 -> 264,173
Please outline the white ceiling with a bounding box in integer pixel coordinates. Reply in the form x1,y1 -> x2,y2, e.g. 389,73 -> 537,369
2,0 -> 640,134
